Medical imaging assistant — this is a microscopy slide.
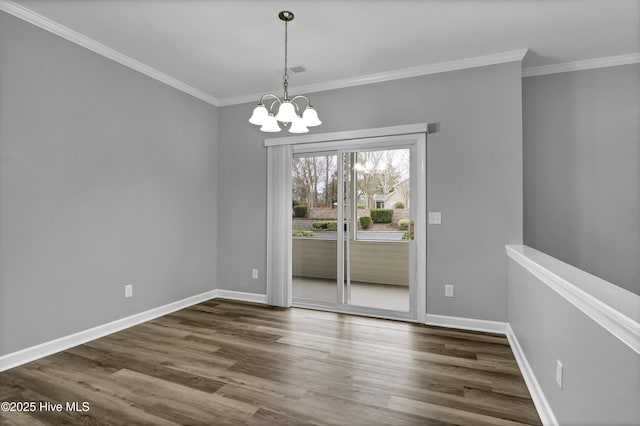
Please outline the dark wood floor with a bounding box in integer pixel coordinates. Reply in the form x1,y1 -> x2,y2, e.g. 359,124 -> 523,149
0,299 -> 541,425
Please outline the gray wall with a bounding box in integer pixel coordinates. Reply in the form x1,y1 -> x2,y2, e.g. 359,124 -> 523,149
219,61 -> 523,322
523,65 -> 640,295
0,11 -> 219,355
508,259 -> 640,425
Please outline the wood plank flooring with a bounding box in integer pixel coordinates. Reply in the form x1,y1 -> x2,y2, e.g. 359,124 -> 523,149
0,299 -> 541,425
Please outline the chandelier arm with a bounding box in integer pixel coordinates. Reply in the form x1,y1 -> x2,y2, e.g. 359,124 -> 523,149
268,98 -> 281,113
290,95 -> 311,109
260,94 -> 282,114
260,93 -> 281,104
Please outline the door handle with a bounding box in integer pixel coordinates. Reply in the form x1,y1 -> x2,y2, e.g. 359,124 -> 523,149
409,220 -> 415,240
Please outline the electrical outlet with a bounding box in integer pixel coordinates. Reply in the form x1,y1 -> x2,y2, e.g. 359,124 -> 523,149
556,360 -> 563,389
428,212 -> 442,225
125,284 -> 133,298
445,284 -> 454,298
252,269 -> 259,279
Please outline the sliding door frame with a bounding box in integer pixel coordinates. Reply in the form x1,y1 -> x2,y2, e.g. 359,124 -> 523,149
266,124 -> 427,322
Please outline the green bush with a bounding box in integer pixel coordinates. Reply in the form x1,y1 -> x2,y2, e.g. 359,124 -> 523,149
311,220 -> 338,231
359,216 -> 372,229
311,220 -> 341,231
402,232 -> 410,240
370,208 -> 393,223
357,204 -> 365,209
292,230 -> 316,237
293,205 -> 308,218
398,219 -> 410,230
311,221 -> 327,230
394,201 -> 405,209
292,200 -> 300,207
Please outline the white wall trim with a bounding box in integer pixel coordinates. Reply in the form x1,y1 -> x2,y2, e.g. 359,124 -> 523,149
0,289 -> 269,372
219,49 -> 528,106
0,282 -> 554,426
424,314 -> 557,425
4,2 -> 635,105
0,290 -> 217,372
214,289 -> 268,304
0,2 -> 527,108
424,314 -> 509,334
506,325 -> 559,426
506,245 -> 640,355
522,53 -> 640,77
0,0 -> 220,106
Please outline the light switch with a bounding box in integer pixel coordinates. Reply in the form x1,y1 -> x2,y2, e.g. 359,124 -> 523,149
445,284 -> 454,298
428,212 -> 442,225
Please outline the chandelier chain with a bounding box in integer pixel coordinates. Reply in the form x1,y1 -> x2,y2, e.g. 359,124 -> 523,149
283,20 -> 289,99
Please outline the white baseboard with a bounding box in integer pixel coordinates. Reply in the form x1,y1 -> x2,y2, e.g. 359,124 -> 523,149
213,289 -> 268,304
0,289 -> 554,426
506,325 -> 558,426
425,314 -> 555,425
0,289 -> 269,372
0,290 -> 218,372
425,313 -> 509,334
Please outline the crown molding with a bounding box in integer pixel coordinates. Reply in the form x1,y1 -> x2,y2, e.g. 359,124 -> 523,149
3,0 -> 525,108
218,49 -> 529,106
0,0 -> 221,106
9,0 -> 636,106
522,53 -> 640,77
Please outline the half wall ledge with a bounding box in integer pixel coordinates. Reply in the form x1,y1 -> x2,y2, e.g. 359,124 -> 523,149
506,244 -> 640,355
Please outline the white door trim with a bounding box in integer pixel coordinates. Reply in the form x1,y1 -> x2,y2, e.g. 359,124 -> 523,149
266,124 -> 427,319
414,136 -> 427,323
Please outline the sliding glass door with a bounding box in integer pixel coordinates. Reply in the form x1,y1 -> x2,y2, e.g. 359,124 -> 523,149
291,135 -> 420,320
340,148 -> 411,312
291,152 -> 338,304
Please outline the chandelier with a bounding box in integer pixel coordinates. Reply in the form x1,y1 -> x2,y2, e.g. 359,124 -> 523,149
248,11 -> 322,133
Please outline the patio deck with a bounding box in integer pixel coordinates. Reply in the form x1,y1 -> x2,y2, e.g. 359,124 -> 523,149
292,276 -> 409,312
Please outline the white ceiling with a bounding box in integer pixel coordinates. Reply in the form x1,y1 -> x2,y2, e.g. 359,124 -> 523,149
6,0 -> 640,105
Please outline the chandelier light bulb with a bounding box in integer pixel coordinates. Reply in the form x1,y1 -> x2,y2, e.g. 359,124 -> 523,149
248,104 -> 268,125
275,101 -> 297,123
260,114 -> 281,132
248,11 -> 322,133
302,106 -> 322,127
289,115 -> 309,134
